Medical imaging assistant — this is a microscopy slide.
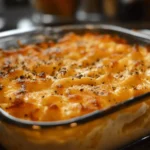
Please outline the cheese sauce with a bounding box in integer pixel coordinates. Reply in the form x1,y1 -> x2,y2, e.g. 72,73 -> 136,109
0,33 -> 149,121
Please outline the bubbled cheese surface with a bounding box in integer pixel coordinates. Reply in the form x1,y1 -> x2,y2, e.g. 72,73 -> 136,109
0,33 -> 150,121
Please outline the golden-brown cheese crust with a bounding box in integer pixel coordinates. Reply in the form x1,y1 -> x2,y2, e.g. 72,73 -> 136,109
0,33 -> 150,121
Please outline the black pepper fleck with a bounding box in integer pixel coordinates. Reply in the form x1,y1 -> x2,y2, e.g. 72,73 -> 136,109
0,84 -> 3,90
38,72 -> 46,78
80,89 -> 84,92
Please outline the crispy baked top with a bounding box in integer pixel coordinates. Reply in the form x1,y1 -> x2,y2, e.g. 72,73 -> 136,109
0,33 -> 150,121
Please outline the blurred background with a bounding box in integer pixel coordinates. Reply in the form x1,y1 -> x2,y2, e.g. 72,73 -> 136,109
0,0 -> 150,31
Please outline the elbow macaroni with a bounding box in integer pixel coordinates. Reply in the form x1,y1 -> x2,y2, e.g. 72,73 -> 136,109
0,32 -> 150,121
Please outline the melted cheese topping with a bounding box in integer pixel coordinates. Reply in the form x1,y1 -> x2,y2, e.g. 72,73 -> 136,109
0,33 -> 150,121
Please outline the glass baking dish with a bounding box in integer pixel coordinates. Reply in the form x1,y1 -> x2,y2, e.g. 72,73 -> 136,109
0,24 -> 150,150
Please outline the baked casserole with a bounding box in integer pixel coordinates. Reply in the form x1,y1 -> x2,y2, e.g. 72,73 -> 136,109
0,25 -> 150,150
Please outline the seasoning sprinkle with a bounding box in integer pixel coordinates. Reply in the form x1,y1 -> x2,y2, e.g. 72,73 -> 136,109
0,84 -> 3,90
